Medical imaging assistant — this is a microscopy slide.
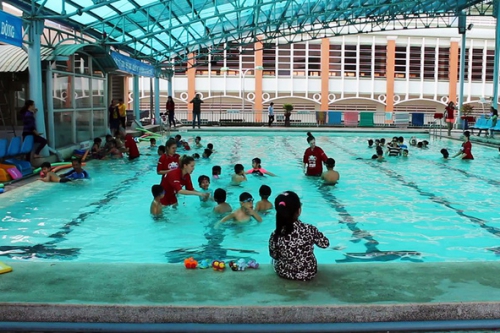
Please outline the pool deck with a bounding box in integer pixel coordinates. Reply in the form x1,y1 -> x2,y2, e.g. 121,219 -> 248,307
2,261 -> 500,324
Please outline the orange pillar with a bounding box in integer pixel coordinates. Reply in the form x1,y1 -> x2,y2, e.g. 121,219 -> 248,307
187,53 -> 195,120
254,39 -> 264,122
448,39 -> 459,103
124,76 -> 130,108
385,37 -> 396,115
320,38 -> 330,124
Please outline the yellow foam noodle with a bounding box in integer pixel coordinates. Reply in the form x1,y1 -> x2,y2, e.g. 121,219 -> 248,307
0,262 -> 12,274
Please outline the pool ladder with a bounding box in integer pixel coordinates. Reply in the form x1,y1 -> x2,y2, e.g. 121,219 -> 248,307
429,119 -> 443,138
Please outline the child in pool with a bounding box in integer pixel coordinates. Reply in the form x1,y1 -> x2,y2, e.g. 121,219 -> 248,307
149,138 -> 157,149
194,136 -> 203,148
39,162 -> 61,183
150,185 -> 164,216
91,137 -> 102,159
231,164 -> 247,185
255,185 -> 273,212
219,192 -> 263,224
212,165 -> 221,180
157,145 -> 165,156
202,148 -> 212,158
246,157 -> 276,176
107,140 -> 123,159
198,175 -> 212,202
321,158 -> 340,185
213,188 -> 232,214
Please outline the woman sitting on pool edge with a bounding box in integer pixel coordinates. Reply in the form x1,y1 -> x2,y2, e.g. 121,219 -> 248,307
269,191 -> 329,281
160,155 -> 209,206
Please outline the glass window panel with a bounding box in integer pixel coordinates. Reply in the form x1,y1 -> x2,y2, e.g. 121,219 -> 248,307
75,77 -> 91,109
76,111 -> 92,143
93,110 -> 106,138
74,53 -> 91,75
53,112 -> 74,148
92,79 -> 105,108
53,72 -> 72,109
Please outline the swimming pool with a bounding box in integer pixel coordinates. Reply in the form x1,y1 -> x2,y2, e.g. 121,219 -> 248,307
1,131 -> 499,264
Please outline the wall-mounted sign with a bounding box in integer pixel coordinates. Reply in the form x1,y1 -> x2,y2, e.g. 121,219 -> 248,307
0,10 -> 23,47
111,51 -> 155,77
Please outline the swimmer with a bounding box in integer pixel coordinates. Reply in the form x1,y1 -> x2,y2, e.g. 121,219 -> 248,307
371,146 -> 385,162
194,136 -> 203,148
246,157 -> 276,176
232,164 -> 247,185
386,141 -> 401,156
192,153 -> 200,160
213,188 -> 232,214
409,137 -> 417,146
422,140 -> 429,149
212,165 -> 221,180
91,137 -> 102,159
219,192 -> 263,224
398,136 -> 408,149
59,158 -> 90,183
202,148 -> 212,158
198,175 -> 212,202
157,145 -> 165,156
321,158 -> 340,185
207,143 -> 215,152
107,139 -> 123,159
150,185 -> 164,216
367,139 -> 374,148
402,149 -> 409,157
440,148 -> 450,159
149,138 -> 157,148
255,185 -> 274,212
39,162 -> 61,183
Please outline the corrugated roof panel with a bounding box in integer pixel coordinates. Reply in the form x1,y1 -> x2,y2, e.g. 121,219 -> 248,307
0,45 -> 52,72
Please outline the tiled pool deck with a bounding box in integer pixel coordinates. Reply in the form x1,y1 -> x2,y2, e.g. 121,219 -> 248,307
1,127 -> 500,328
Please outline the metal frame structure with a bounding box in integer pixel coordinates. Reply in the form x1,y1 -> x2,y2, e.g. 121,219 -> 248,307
4,0 -> 494,66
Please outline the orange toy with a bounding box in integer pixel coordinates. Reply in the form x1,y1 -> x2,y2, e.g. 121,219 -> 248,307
184,257 -> 198,269
212,260 -> 226,272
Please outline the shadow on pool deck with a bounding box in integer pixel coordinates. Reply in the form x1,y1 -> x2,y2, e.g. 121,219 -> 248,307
1,261 -> 500,324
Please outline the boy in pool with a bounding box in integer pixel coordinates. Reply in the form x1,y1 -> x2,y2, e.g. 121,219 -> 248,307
150,185 -> 164,216
202,148 -> 212,158
194,136 -> 203,148
39,162 -> 61,183
255,185 -> 273,212
246,157 -> 276,176
107,140 -> 123,159
198,175 -> 212,202
321,158 -> 340,185
231,164 -> 247,185
212,165 -> 221,180
157,145 -> 165,156
213,188 -> 232,214
59,158 -> 90,183
219,192 -> 263,224
149,138 -> 157,149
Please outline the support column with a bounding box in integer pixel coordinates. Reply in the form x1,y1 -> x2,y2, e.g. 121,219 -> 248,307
458,32 -> 467,121
27,18 -> 48,156
493,1 -> 500,108
124,76 -> 130,109
320,38 -> 330,124
149,77 -> 154,122
254,39 -> 263,122
187,53 -> 195,121
154,77 -> 160,125
167,74 -> 173,96
385,37 -> 397,116
448,39 -> 459,104
133,75 -> 140,123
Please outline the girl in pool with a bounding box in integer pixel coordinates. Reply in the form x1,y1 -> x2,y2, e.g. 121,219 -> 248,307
157,139 -> 180,177
269,191 -> 330,281
303,132 -> 328,176
452,131 -> 474,160
160,155 -> 210,206
246,157 -> 276,176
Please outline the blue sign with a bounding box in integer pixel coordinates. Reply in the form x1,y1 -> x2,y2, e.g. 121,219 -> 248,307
0,10 -> 22,47
111,51 -> 155,77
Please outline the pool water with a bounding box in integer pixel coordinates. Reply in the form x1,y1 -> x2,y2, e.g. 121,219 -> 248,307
1,131 -> 500,264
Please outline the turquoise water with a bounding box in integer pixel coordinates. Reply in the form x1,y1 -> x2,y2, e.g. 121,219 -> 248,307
1,131 -> 500,264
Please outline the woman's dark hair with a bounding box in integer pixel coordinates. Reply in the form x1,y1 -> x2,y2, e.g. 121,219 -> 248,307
440,148 -> 449,158
464,131 -> 471,138
180,155 -> 194,167
306,132 -> 315,143
152,185 -> 163,198
20,100 -> 34,115
368,139 -> 374,146
273,191 -> 301,241
158,145 -> 165,153
376,146 -> 383,156
165,138 -> 176,148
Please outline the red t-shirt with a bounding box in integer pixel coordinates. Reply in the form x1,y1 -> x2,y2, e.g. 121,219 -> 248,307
462,141 -> 474,159
303,147 -> 328,176
124,135 -> 140,158
160,168 -> 194,206
445,106 -> 455,120
157,154 -> 180,173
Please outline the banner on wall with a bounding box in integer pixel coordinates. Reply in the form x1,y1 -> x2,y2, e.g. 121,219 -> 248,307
0,10 -> 23,47
111,51 -> 155,77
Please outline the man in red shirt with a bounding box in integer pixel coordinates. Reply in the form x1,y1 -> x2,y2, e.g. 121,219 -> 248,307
160,156 -> 209,206
303,132 -> 328,176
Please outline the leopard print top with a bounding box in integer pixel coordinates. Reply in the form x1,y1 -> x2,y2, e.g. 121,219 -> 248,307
269,220 -> 330,281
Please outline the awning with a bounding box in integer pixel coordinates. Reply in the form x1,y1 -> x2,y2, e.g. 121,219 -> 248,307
0,45 -> 52,72
50,43 -> 118,72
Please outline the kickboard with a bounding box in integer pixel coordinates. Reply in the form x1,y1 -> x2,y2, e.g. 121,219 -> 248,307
6,167 -> 22,180
0,262 -> 12,274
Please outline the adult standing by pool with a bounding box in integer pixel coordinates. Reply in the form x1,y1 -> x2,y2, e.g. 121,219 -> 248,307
117,98 -> 127,129
190,94 -> 204,129
303,132 -> 328,176
166,96 -> 176,128
444,101 -> 456,136
453,130 -> 474,160
108,99 -> 120,134
21,100 -> 47,159
268,102 -> 275,127
160,155 -> 209,206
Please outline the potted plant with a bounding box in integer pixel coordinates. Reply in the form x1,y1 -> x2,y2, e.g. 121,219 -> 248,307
460,104 -> 474,129
283,104 -> 293,127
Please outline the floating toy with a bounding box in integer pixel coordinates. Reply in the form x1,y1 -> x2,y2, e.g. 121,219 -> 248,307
184,257 -> 198,269
212,260 -> 226,271
229,259 -> 248,271
247,260 -> 259,269
198,259 -> 211,269
0,188 -> 4,194
0,262 -> 12,274
0,183 -> 4,188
